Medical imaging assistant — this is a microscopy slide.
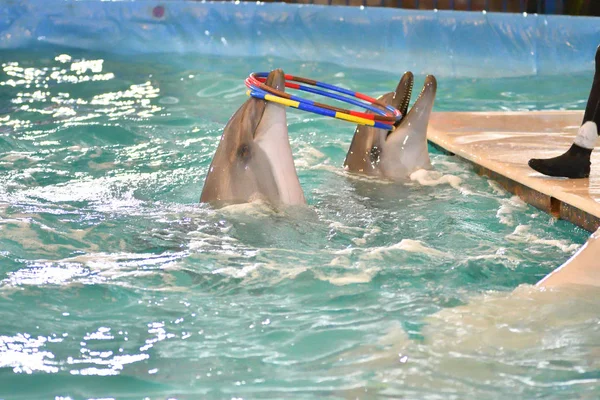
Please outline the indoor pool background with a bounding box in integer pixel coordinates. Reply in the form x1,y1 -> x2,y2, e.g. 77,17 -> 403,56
0,47 -> 599,399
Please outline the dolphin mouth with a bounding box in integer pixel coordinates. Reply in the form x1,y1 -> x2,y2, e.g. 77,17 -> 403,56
419,75 -> 437,97
408,75 -> 437,116
393,71 -> 414,127
251,69 -> 286,139
397,74 -> 437,126
383,73 -> 437,146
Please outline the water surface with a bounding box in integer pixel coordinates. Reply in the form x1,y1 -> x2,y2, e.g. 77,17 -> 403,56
0,48 -> 597,399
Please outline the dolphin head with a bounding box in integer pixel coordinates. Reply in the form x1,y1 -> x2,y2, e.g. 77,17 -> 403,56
343,72 -> 437,180
200,69 -> 306,206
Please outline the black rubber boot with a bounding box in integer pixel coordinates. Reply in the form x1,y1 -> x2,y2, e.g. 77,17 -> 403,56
528,144 -> 592,179
527,46 -> 600,179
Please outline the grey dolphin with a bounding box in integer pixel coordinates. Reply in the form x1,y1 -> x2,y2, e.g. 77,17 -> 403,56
200,69 -> 306,206
343,73 -> 437,180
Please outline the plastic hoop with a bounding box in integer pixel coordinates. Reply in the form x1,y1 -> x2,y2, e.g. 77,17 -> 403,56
244,72 -> 402,130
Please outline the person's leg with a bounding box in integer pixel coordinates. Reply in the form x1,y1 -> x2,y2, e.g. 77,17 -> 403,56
528,45 -> 600,179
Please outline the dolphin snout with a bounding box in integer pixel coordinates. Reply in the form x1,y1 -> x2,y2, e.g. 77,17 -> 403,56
265,68 -> 286,92
393,71 -> 414,118
422,75 -> 437,94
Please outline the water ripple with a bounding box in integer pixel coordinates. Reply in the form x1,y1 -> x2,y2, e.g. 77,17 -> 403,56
0,49 -> 596,399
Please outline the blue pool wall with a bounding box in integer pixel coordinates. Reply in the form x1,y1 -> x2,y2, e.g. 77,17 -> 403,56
1,1 -> 600,78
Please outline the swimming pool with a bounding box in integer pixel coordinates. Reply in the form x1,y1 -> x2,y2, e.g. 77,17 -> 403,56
1,2 -> 600,399
1,45 -> 598,399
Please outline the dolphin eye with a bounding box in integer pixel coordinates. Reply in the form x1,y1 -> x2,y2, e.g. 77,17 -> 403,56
370,146 -> 381,164
237,144 -> 251,161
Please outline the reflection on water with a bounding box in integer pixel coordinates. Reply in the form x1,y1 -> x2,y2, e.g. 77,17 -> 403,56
0,48 -> 597,399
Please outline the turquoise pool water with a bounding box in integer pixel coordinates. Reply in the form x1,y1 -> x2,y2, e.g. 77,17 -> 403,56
0,48 -> 598,399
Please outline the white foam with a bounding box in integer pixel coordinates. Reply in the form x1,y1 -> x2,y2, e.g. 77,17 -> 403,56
395,239 -> 451,257
312,164 -> 392,185
506,224 -> 580,253
332,248 -> 354,256
211,260 -> 307,285
362,239 -> 451,260
313,265 -> 379,286
0,152 -> 38,163
293,145 -> 326,169
328,221 -> 367,235
497,195 -> 527,226
87,161 -> 115,171
462,247 -> 521,270
0,218 -> 96,256
328,255 -> 352,267
409,169 -> 467,193
206,241 -> 393,287
64,252 -> 183,272
212,263 -> 260,279
218,200 -> 276,217
350,226 -> 381,246
187,235 -> 242,254
352,238 -> 367,245
431,159 -> 469,174
488,180 -> 508,196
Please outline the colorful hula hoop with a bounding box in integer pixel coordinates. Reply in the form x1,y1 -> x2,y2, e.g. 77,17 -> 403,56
244,72 -> 402,130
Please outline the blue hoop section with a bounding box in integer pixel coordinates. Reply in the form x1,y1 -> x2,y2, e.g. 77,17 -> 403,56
245,72 -> 402,130
251,72 -> 399,118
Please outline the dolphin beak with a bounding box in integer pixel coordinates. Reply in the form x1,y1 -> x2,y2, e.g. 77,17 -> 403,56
380,75 -> 436,177
397,74 -> 437,134
391,71 -> 414,121
249,69 -> 287,140
265,68 -> 286,92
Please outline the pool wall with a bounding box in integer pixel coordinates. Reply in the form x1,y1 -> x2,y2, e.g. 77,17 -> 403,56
1,1 -> 599,78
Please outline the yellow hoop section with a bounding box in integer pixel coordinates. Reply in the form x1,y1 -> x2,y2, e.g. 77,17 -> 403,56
245,90 -> 378,128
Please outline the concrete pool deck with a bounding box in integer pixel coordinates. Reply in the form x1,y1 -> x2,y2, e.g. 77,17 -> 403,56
428,111 -> 600,232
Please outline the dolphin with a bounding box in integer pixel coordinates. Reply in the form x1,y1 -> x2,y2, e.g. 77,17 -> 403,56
343,72 -> 437,180
200,69 -> 306,207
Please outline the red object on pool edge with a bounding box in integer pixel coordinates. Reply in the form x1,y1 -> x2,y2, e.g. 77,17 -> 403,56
153,6 -> 165,18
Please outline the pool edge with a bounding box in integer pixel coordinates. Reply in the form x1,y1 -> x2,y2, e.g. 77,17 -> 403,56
428,111 -> 600,233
